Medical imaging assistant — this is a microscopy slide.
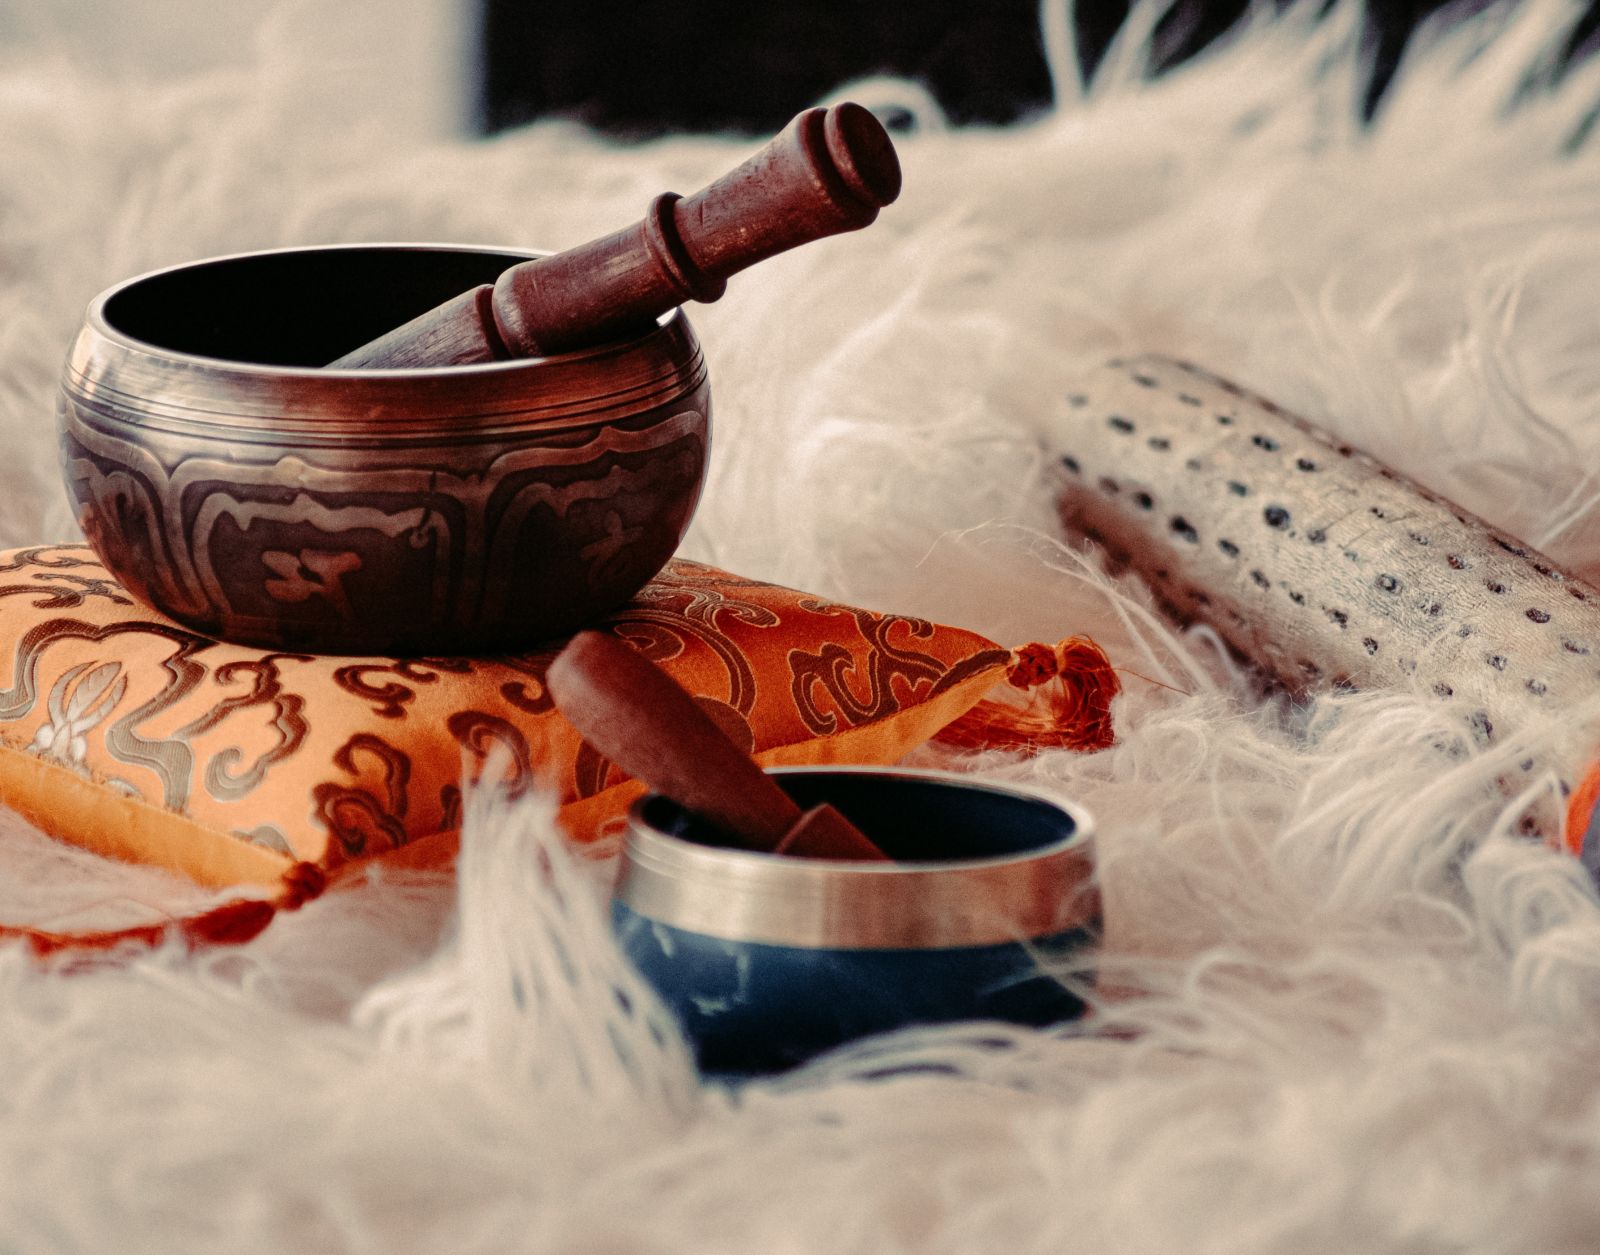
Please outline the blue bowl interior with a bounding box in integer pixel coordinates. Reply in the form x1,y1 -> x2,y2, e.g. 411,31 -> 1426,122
636,769 -> 1079,863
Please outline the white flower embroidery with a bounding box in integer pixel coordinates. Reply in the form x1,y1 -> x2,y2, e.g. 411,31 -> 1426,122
29,661 -> 127,769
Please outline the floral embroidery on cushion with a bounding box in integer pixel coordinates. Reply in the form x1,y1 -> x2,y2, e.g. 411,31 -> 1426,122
0,546 -> 1107,878
28,661 -> 126,768
311,733 -> 412,858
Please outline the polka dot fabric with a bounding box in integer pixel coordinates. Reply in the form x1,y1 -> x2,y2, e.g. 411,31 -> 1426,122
1053,354 -> 1600,860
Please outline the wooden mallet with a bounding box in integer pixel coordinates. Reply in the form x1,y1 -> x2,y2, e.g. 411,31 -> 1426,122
547,631 -> 889,860
329,102 -> 902,369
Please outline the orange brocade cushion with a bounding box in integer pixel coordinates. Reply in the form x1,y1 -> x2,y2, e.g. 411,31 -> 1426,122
0,545 -> 1117,947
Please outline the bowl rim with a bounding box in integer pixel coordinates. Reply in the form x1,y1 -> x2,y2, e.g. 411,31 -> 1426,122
617,765 -> 1099,949
83,241 -> 685,376
65,242 -> 707,434
630,765 -> 1094,874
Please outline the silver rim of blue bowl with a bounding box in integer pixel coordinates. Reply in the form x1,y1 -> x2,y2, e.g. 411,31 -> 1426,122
617,766 -> 1098,949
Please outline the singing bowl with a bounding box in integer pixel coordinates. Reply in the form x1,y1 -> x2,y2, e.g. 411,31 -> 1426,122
59,244 -> 710,654
614,767 -> 1099,1075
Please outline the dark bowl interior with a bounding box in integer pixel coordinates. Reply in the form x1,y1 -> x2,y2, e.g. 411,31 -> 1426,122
102,246 -> 527,367
637,770 -> 1080,863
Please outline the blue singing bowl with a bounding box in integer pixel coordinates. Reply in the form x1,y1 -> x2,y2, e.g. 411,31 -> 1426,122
613,766 -> 1099,1074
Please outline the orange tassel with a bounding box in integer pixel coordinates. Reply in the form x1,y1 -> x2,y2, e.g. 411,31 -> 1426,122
1563,763 -> 1600,859
936,636 -> 1120,755
0,861 -> 325,963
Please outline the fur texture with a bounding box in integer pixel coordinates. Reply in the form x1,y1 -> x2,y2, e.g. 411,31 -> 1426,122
5,2 -> 1600,1250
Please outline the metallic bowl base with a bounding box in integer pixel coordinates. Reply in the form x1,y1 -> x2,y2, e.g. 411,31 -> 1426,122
59,244 -> 710,655
615,767 -> 1099,1074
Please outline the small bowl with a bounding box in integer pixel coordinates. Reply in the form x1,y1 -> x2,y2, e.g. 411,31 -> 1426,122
614,766 -> 1098,1074
59,244 -> 710,654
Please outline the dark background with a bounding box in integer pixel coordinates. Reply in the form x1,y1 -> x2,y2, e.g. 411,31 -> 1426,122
476,0 -> 1600,138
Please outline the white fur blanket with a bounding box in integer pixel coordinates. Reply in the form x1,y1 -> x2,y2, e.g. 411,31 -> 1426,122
6,3 -> 1600,1250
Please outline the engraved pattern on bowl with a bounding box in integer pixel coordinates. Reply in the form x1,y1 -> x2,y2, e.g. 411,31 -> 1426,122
58,244 -> 711,655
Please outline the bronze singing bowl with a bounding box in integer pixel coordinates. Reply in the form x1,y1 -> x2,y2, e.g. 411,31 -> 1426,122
59,244 -> 711,654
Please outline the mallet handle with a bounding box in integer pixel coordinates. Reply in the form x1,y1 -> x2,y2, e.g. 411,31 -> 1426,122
547,631 -> 887,860
329,102 -> 901,368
